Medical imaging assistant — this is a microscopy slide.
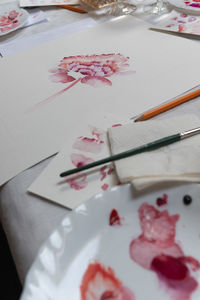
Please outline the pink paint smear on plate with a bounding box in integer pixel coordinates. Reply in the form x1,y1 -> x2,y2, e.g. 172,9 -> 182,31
30,53 -> 134,110
0,10 -> 19,33
129,203 -> 200,300
156,193 -> 168,207
80,262 -> 135,300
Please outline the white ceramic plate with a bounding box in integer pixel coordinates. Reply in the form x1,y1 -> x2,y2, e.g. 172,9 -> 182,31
0,2 -> 28,36
168,0 -> 200,13
20,183 -> 200,300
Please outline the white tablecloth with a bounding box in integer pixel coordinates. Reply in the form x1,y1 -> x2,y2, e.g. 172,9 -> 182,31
0,3 -> 104,283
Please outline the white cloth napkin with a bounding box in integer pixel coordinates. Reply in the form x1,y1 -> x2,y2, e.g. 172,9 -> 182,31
108,114 -> 200,190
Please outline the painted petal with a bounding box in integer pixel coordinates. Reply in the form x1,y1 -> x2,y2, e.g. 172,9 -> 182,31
50,73 -> 75,83
81,76 -> 112,87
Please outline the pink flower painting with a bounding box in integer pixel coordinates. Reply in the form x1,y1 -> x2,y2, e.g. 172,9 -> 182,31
80,262 -> 135,300
32,53 -> 133,109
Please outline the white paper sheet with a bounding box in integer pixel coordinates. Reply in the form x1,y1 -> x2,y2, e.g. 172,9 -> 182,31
1,16 -> 200,186
28,113 -> 127,209
0,17 -> 97,56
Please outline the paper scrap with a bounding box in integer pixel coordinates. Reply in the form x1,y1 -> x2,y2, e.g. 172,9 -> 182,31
151,10 -> 200,37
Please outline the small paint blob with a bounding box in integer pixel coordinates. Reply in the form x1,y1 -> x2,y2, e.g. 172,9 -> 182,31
156,193 -> 168,206
80,262 -> 135,300
183,195 -> 192,205
109,209 -> 122,226
101,183 -> 109,191
107,167 -> 114,175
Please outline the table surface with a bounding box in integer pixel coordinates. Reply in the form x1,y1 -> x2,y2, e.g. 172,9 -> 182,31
0,0 -> 200,290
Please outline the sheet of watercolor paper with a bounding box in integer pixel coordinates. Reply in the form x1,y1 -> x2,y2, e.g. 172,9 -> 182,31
151,10 -> 200,36
1,16 -> 200,187
19,0 -> 79,7
28,113 -> 128,209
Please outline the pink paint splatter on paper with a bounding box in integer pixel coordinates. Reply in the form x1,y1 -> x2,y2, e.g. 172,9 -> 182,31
129,203 -> 200,300
32,53 -> 133,109
100,166 -> 114,190
101,183 -> 109,191
67,153 -> 94,190
100,166 -> 113,180
67,127 -> 113,192
80,262 -> 135,300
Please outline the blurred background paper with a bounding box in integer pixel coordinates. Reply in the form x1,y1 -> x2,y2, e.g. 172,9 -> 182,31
19,0 -> 79,7
151,10 -> 200,37
1,16 -> 200,186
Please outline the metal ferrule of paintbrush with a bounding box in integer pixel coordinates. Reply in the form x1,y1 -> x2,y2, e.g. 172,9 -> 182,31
180,127 -> 200,139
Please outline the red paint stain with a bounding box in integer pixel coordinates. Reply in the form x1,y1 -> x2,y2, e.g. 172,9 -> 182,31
112,124 -> 122,127
109,209 -> 123,226
107,167 -> 114,175
100,166 -> 114,181
156,193 -> 168,207
80,262 -> 135,300
68,176 -> 87,190
101,183 -> 109,191
100,166 -> 107,181
129,203 -> 200,300
67,153 -> 94,190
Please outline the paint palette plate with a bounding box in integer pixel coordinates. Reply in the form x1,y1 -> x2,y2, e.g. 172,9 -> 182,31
0,2 -> 28,36
168,0 -> 200,13
21,183 -> 200,300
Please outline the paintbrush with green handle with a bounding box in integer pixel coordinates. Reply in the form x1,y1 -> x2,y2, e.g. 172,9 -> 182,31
60,127 -> 200,178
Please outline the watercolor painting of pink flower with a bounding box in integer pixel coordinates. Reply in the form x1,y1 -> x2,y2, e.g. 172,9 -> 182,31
32,53 -> 133,110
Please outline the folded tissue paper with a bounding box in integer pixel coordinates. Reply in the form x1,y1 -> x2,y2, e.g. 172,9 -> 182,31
108,114 -> 200,190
